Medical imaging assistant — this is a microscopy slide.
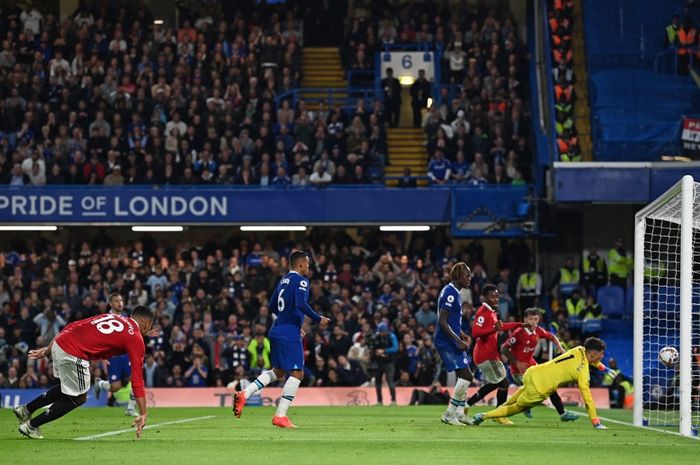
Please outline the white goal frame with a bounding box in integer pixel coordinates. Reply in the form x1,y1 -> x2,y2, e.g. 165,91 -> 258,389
633,175 -> 694,437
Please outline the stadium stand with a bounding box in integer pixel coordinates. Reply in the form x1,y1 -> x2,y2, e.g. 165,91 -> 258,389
0,1 -> 388,186
341,2 -> 533,185
0,0 -> 640,411
583,0 -> 700,161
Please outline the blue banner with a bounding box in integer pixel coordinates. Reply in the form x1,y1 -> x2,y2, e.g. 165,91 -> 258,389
1,387 -> 107,408
0,186 -> 534,234
0,186 -> 453,225
554,164 -> 700,202
0,188 -> 233,224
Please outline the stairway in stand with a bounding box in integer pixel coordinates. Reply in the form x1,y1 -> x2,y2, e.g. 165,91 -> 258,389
300,47 -> 347,108
384,128 -> 429,187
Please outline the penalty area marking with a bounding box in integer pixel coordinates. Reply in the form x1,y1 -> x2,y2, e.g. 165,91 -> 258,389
74,415 -> 216,441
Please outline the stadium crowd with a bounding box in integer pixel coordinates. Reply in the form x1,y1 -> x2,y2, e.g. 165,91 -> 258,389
344,1 -> 533,185
0,1 -> 386,187
0,229 -> 626,396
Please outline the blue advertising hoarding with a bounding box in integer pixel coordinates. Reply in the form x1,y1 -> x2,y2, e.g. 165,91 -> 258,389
554,162 -> 700,203
0,185 -> 535,236
0,186 -> 451,225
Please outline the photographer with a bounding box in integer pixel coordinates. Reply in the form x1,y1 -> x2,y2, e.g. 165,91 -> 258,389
370,322 -> 399,406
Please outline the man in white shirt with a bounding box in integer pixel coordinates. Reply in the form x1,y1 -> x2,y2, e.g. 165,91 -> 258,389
21,6 -> 42,35
309,165 -> 332,186
165,113 -> 187,137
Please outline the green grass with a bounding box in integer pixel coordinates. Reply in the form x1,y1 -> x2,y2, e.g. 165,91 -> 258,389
2,406 -> 697,465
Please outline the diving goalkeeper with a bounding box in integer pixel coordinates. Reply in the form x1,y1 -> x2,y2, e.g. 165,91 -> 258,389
473,337 -> 609,429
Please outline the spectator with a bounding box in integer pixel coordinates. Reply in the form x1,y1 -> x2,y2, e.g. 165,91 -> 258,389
185,356 -> 208,387
427,149 -> 451,184
373,322 -> 398,406
309,165 -> 332,187
564,288 -> 585,339
415,302 -> 438,327
9,164 -> 28,186
665,14 -> 682,48
144,354 -> 167,388
451,152 -> 469,182
381,68 -> 402,128
469,152 -> 489,179
581,295 -> 603,338
32,307 -> 65,344
446,42 -> 467,84
516,264 -> 542,313
549,256 -> 581,301
450,110 -> 470,136
28,162 -> 46,186
248,331 -> 271,375
415,336 -> 440,386
410,70 -> 431,128
608,237 -> 633,289
398,167 -> 418,188
582,246 -> 608,297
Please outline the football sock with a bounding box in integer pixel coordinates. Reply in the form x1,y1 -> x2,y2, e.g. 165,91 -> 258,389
30,393 -> 85,428
466,382 -> 498,406
549,391 -> 566,415
484,403 -> 525,419
96,379 -> 111,391
276,376 -> 301,417
244,370 -> 278,399
496,387 -> 508,406
127,391 -> 136,411
27,385 -> 63,414
446,377 -> 471,414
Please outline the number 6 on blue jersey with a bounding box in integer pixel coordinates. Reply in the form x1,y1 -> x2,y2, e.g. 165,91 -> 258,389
277,289 -> 285,312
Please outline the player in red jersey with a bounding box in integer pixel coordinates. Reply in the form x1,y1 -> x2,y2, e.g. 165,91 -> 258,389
13,306 -> 154,439
464,284 -> 524,424
501,308 -> 579,421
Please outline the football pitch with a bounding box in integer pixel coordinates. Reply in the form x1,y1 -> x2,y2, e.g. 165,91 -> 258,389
1,406 -> 697,465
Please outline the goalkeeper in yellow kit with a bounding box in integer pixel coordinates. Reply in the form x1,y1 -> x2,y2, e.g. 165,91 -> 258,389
473,337 -> 609,429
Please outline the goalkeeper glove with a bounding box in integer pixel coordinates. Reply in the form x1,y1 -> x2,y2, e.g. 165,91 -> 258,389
592,418 -> 607,430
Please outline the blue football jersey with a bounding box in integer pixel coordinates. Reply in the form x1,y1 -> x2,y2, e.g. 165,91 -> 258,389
434,283 -> 462,346
268,271 -> 321,341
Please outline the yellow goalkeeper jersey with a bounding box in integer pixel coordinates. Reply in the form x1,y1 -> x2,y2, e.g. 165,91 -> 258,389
524,346 -> 600,420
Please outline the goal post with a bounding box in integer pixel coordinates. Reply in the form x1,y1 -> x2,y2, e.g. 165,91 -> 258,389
634,175 -> 696,437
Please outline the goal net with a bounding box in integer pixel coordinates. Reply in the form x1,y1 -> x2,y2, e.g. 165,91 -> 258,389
634,175 -> 700,437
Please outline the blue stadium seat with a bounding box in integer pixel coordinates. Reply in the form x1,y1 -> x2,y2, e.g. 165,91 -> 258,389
597,285 -> 625,318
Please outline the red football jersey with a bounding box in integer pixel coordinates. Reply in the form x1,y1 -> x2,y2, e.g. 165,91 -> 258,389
55,314 -> 146,398
502,326 -> 556,374
471,303 -> 521,365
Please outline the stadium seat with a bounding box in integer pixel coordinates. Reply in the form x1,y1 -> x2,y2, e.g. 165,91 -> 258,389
597,285 -> 625,318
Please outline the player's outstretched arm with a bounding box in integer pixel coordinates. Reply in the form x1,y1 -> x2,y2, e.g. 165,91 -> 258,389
500,321 -> 524,331
547,332 -> 565,354
28,336 -> 56,359
131,396 -> 148,438
577,369 -> 604,429
28,347 -> 49,359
